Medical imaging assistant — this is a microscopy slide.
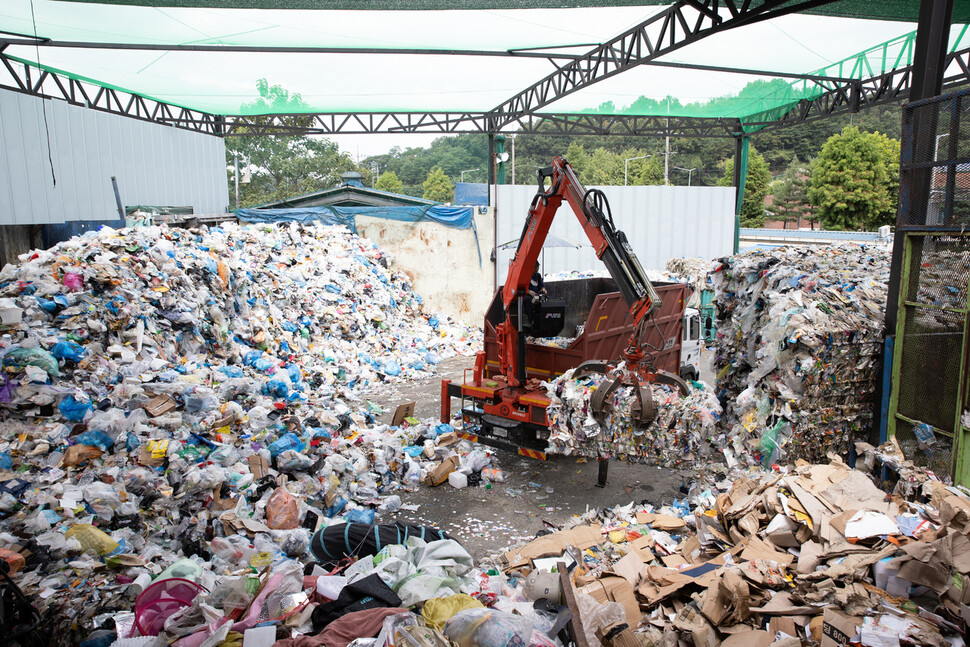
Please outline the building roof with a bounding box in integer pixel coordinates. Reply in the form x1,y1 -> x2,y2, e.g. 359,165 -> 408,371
255,185 -> 438,209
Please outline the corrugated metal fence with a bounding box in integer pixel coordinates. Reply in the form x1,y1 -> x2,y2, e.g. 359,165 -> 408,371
494,184 -> 735,276
0,89 -> 228,225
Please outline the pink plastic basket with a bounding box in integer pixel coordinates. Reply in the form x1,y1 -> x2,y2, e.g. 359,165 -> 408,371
134,578 -> 205,636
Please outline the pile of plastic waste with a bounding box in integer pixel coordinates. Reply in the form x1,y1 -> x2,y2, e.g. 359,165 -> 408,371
543,368 -> 723,465
0,221 -> 485,642
710,244 -> 889,466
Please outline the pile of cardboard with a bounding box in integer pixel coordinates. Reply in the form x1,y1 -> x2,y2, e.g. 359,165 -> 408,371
488,456 -> 970,647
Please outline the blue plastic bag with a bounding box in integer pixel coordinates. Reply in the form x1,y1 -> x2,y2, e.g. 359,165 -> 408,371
59,396 -> 93,421
51,340 -> 86,362
253,357 -> 276,372
382,360 -> 401,376
218,366 -> 244,378
268,432 -> 304,457
264,378 -> 290,398
0,452 -> 11,470
326,497 -> 347,518
344,508 -> 375,524
75,430 -> 113,452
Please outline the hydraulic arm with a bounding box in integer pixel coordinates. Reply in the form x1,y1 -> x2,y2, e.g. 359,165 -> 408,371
496,156 -> 682,407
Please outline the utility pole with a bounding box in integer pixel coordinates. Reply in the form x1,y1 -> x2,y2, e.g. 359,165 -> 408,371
664,118 -> 670,185
234,152 -> 240,209
510,137 -> 515,185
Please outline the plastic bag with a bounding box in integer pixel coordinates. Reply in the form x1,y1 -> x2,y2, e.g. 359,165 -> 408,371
422,594 -> 485,631
268,432 -> 304,457
63,272 -> 84,291
443,608 -> 534,647
344,508 -> 375,525
62,443 -> 103,467
265,487 -> 299,530
59,396 -> 93,421
65,523 -> 121,557
51,340 -> 87,362
276,449 -> 313,472
758,419 -> 791,468
75,430 -> 114,452
4,347 -> 60,378
574,593 -> 625,647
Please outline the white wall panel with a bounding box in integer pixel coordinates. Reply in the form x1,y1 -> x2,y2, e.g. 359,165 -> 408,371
494,184 -> 734,280
0,89 -> 228,225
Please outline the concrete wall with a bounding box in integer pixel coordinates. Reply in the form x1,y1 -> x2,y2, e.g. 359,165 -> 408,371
356,208 -> 495,324
0,88 -> 228,225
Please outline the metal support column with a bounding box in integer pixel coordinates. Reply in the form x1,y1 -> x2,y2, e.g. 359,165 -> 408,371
886,0 -> 954,333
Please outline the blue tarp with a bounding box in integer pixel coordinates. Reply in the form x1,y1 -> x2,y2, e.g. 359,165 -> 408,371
234,205 -> 474,230
234,208 -> 358,232
454,182 -> 489,206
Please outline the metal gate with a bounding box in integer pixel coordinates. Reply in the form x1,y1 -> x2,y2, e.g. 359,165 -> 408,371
889,89 -> 970,484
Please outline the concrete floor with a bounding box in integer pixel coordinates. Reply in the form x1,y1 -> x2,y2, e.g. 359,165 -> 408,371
361,355 -> 694,560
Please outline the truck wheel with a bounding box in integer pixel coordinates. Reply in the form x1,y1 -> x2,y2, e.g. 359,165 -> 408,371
680,368 -> 697,382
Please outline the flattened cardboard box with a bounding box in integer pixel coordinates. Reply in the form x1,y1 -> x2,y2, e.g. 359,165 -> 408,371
500,524 -> 602,570
820,608 -> 862,647
580,575 -> 641,628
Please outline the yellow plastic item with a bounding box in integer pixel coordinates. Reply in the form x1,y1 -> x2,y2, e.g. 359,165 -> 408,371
421,594 -> 485,631
250,551 -> 273,569
65,524 -> 119,557
608,530 -> 626,544
147,439 -> 169,459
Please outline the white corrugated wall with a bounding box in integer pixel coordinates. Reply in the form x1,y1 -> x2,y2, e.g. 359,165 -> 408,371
0,89 -> 228,225
494,184 -> 734,277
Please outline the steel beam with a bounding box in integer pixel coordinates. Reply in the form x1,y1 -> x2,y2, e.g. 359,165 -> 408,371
0,52 -> 222,135
485,0 -> 841,127
220,111 -> 742,138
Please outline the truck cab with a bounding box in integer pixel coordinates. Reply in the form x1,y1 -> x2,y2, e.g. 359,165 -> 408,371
680,307 -> 702,382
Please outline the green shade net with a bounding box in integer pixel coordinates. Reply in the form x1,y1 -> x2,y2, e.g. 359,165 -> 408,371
2,1 -> 968,122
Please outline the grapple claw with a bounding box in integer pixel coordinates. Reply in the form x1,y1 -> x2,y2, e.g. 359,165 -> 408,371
652,370 -> 691,396
632,382 -> 657,425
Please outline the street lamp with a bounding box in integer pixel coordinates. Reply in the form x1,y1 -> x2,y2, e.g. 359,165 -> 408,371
624,155 -> 652,186
460,168 -> 480,183
673,166 -> 697,186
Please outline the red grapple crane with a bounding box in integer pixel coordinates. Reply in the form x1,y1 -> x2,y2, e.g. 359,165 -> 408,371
441,156 -> 688,471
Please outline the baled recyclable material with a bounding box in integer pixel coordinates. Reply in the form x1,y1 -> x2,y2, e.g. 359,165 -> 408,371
711,243 -> 889,465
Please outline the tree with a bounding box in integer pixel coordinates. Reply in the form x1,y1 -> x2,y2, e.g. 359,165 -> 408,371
375,170 -> 404,193
224,79 -> 356,207
633,155 -> 665,185
581,147 -> 623,185
808,126 -> 897,230
718,145 -> 771,227
422,166 -> 453,202
769,155 -> 809,229
565,142 -> 590,181
794,159 -> 818,229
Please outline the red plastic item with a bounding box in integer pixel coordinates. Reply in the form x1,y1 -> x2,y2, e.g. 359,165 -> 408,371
134,577 -> 204,636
